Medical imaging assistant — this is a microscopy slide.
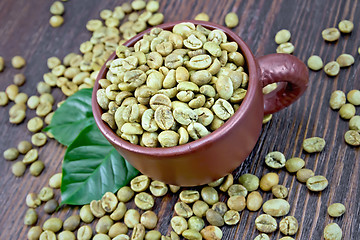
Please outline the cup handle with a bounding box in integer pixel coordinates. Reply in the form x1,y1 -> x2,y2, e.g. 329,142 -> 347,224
257,53 -> 309,115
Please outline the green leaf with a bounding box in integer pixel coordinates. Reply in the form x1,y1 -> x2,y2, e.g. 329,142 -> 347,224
43,88 -> 95,146
60,124 -> 139,206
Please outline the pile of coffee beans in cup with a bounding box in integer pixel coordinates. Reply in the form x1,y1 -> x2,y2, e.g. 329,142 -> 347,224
97,22 -> 249,147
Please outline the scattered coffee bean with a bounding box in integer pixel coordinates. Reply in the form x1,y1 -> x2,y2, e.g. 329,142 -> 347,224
339,103 -> 356,119
225,12 -> 239,28
285,157 -> 305,173
275,29 -> 291,44
322,28 -> 340,42
303,137 -> 325,153
262,199 -> 290,217
260,172 -> 279,191
323,223 -> 342,240
329,90 -> 346,110
255,214 -> 277,233
347,90 -> 360,106
344,130 -> 360,146
279,216 -> 299,235
338,20 -> 353,33
327,203 -> 346,217
306,175 -> 328,191
271,185 -> 288,199
324,61 -> 340,76
265,151 -> 286,169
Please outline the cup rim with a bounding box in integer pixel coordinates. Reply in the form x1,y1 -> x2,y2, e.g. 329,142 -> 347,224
92,20 -> 259,157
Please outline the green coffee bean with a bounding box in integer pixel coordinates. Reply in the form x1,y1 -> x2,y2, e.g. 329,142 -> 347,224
327,203 -> 346,217
272,185 -> 288,199
135,192 -> 154,210
347,90 -> 360,106
117,186 -> 134,202
171,216 -> 188,235
12,161 -> 26,177
0,56 -> 4,72
28,226 -> 43,240
77,225 -> 93,240
29,160 -> 45,176
24,208 -> 38,225
227,195 -> 246,211
322,28 -> 340,41
339,103 -> 356,119
38,187 -> 54,201
63,215 -> 80,231
228,184 -> 247,197
175,202 -> 193,218
238,173 -> 259,191
323,223 -> 342,240
110,202 -> 127,221
11,56 -> 26,68
224,12 -> 239,28
96,215 -> 113,234
208,177 -> 224,187
131,175 -> 150,192
344,130 -> 360,146
205,209 -> 224,227
101,191 -> 118,213
182,229 -> 202,240
26,193 -> 41,208
279,237 -> 295,240
140,210 -> 158,229
200,226 -> 222,240
146,1 -> 159,12
44,199 -> 59,214
254,234 -> 270,240
93,233 -> 111,240
201,186 -> 219,205
149,180 -> 168,197
296,168 -> 315,183
279,216 -> 298,235
275,29 -> 291,44
58,231 -> 76,240
49,172 -> 62,188
39,230 -> 56,240
338,20 -> 354,33
336,53 -> 354,67
145,230 -> 161,240
246,191 -> 263,211
285,157 -> 305,173
0,91 -> 8,106
80,205 -> 94,223
42,218 -> 63,232
265,151 -> 286,169
324,61 -> 340,76
90,200 -> 106,218
192,200 -> 209,218
180,190 -> 200,204
4,147 -> 19,161
27,117 -> 44,133
255,214 -> 277,233
108,223 -> 128,238
260,172 -> 279,191
188,216 -> 205,232
349,116 -> 360,131
17,140 -> 32,154
276,42 -> 294,54
113,234 -> 130,240
306,175 -> 328,191
124,209 -> 140,228
262,199 -> 290,217
303,137 -> 326,153
307,56 -> 324,70
224,209 -> 240,225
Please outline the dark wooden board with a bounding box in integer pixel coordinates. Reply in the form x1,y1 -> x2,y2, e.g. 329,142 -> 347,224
0,0 -> 359,239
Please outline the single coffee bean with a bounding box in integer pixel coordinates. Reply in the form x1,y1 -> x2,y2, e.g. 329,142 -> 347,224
306,175 -> 328,191
149,180 -> 168,197
205,209 -> 224,227
171,216 -> 188,235
262,199 -> 290,217
322,28 -> 340,42
323,223 -> 342,240
135,192 -> 154,210
227,184 -> 247,197
344,130 -> 360,146
140,210 -> 158,230
132,223 -> 146,240
275,29 -> 291,44
77,225 -> 93,240
327,203 -> 346,217
117,186 -> 134,202
200,226 -> 223,240
131,175 -> 150,192
296,168 -> 315,183
303,137 -> 326,153
182,229 -> 202,240
124,209 -> 140,228
80,205 -> 94,223
347,90 -> 360,106
272,185 -> 288,199
42,218 -> 63,232
223,210 -> 240,225
58,231 -> 76,240
307,55 -> 323,71
246,191 -> 263,211
227,195 -> 246,211
101,192 -> 118,213
201,186 -> 219,205
339,103 -> 356,119
39,230 -> 56,240
255,214 -> 277,233
238,173 -> 259,191
44,199 -> 59,214
265,151 -> 286,169
324,61 -> 340,76
260,172 -> 279,191
188,216 -> 205,232
219,174 -> 233,192
193,200 -> 209,218
175,202 -> 193,218
349,116 -> 360,131
338,20 -> 354,33
211,202 -> 228,217
254,233 -> 270,240
180,190 -> 200,204
329,90 -> 346,110
279,216 -> 298,235
38,187 -> 54,201
336,53 -> 354,67
145,230 -> 161,240
285,157 -> 305,173
24,208 -> 38,225
27,226 -> 42,240
110,202 -> 127,221
63,215 -> 80,231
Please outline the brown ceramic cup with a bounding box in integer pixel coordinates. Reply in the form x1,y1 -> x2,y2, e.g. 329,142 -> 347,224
92,20 -> 308,186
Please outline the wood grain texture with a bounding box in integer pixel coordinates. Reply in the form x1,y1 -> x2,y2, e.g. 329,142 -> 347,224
0,0 -> 359,239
